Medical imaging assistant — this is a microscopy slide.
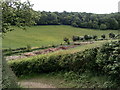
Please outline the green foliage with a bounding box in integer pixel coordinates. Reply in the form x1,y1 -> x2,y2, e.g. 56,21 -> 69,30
36,11 -> 120,30
63,37 -> 70,45
2,58 -> 20,88
8,47 -> 98,76
84,35 -> 92,40
8,41 -> 120,87
100,24 -> 107,30
26,45 -> 31,52
101,34 -> 106,39
72,36 -> 79,41
93,35 -> 98,40
2,0 -> 40,34
96,41 -> 120,82
109,33 -> 115,39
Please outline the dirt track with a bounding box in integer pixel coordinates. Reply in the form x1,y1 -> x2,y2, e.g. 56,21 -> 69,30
6,41 -> 94,61
19,81 -> 55,88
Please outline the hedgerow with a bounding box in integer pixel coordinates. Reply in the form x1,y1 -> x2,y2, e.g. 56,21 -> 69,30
8,41 -> 120,84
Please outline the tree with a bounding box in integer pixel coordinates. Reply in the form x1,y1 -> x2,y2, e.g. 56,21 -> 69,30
1,0 -> 40,88
100,24 -> 107,30
101,34 -> 106,39
2,0 -> 40,34
84,35 -> 92,40
93,35 -> 98,40
109,33 -> 115,39
72,36 -> 79,41
107,18 -> 119,29
64,37 -> 70,45
92,21 -> 99,29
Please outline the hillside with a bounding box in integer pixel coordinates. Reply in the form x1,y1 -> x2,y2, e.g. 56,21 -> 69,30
3,25 -> 119,48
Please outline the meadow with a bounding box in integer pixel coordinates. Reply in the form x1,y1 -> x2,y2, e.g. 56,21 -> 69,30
2,25 -> 119,49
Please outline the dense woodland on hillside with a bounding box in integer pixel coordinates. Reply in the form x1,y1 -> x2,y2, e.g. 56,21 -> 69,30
36,11 -> 120,30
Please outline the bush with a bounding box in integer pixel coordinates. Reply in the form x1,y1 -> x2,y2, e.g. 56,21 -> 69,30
8,48 -> 97,76
96,41 -> 120,81
2,58 -> 19,88
92,35 -> 98,40
101,34 -> 106,39
72,36 -> 79,41
109,33 -> 115,39
84,35 -> 92,40
63,37 -> 70,45
26,44 -> 31,51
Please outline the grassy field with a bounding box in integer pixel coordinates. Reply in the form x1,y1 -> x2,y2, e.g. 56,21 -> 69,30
3,25 -> 119,49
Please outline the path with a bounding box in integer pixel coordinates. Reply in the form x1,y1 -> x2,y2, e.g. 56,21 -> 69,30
19,81 -> 55,88
6,41 -> 94,61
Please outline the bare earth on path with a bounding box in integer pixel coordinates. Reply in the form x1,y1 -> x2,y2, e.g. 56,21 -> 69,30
6,41 -> 94,61
19,81 -> 55,88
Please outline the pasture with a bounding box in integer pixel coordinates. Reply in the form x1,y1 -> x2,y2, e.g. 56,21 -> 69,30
3,25 -> 119,49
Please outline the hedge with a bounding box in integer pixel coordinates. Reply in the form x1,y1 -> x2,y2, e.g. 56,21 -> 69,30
8,41 -> 120,83
8,48 -> 98,76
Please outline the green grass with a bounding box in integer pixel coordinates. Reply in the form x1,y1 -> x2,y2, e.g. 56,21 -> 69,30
19,72 -> 116,88
2,25 -> 119,49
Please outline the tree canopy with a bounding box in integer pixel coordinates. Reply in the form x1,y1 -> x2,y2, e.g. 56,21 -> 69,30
1,0 -> 40,33
36,11 -> 120,30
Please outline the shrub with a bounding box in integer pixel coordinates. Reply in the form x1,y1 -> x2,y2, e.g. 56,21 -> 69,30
72,36 -> 79,41
63,37 -> 70,45
101,34 -> 106,39
92,35 -> 98,40
2,58 -> 19,88
84,35 -> 89,40
26,44 -> 31,51
84,35 -> 92,40
96,41 -> 120,81
109,33 -> 115,39
8,48 -> 98,77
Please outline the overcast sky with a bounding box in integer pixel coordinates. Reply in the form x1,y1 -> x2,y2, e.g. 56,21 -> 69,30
21,0 -> 120,14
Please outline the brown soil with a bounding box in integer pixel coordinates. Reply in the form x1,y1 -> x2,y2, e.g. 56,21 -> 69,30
6,41 -> 94,61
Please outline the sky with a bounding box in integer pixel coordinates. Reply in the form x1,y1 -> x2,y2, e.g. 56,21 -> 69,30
21,0 -> 120,14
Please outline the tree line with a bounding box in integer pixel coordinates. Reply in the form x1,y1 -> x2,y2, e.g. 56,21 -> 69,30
36,11 -> 120,30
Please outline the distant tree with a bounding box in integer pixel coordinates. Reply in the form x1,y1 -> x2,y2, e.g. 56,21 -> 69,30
87,20 -> 93,28
93,35 -> 98,40
92,21 -> 99,29
71,22 -> 78,27
72,36 -> 79,41
84,35 -> 90,40
64,37 -> 70,44
107,18 -> 119,29
100,24 -> 107,30
79,36 -> 84,40
101,34 -> 106,39
109,33 -> 115,39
